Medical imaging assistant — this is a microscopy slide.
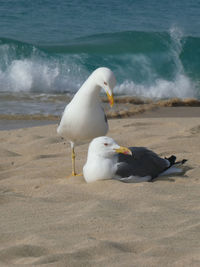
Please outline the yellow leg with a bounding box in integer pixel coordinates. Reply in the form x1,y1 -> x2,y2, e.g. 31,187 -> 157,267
71,146 -> 76,176
70,144 -> 83,177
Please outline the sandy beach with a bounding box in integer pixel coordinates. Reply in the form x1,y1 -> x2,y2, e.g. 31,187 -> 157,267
0,107 -> 200,266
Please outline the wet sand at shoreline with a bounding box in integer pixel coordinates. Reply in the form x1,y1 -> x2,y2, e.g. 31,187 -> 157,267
1,106 -> 200,131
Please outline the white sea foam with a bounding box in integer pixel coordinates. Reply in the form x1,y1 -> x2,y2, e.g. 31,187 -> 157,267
115,74 -> 196,99
0,27 -> 198,99
0,56 -> 87,93
0,57 -> 197,99
114,27 -> 197,98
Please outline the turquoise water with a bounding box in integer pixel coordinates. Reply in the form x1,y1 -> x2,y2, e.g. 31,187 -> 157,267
0,0 -> 200,114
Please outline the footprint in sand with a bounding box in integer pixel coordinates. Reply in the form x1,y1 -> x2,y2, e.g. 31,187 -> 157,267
34,154 -> 62,160
0,244 -> 49,265
35,239 -> 153,265
36,136 -> 64,145
190,125 -> 200,135
0,149 -> 21,157
123,122 -> 156,128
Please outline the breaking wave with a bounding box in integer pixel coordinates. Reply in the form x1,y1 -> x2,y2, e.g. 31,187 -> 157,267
0,28 -> 199,99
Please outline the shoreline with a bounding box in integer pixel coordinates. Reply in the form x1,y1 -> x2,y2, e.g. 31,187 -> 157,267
0,120 -> 57,131
0,106 -> 200,131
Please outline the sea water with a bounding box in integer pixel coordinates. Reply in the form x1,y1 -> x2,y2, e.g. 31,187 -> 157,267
0,0 -> 200,115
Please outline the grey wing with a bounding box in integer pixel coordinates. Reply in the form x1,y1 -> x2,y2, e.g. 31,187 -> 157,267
115,147 -> 169,179
101,106 -> 108,124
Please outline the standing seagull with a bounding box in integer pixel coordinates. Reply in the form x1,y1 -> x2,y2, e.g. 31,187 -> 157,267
57,67 -> 116,176
83,136 -> 187,183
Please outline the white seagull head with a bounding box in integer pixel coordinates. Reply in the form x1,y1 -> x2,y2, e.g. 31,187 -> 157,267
92,67 -> 116,107
87,136 -> 132,158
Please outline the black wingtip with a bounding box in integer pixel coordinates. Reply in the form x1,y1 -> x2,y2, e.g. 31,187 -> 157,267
166,156 -> 188,166
181,159 -> 187,164
165,155 -> 176,166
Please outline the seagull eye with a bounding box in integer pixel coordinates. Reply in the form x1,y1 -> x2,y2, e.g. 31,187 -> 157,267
104,143 -> 108,146
104,82 -> 107,85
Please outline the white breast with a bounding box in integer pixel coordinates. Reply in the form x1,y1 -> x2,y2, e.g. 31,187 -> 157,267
83,156 -> 117,183
58,103 -> 108,142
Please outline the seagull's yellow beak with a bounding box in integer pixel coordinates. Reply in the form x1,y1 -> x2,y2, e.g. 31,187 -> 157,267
105,88 -> 114,107
115,146 -> 132,155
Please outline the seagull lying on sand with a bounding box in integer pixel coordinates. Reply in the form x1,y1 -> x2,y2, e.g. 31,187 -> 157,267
57,68 -> 116,176
83,136 -> 187,183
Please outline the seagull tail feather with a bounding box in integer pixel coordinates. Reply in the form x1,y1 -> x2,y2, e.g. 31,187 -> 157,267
165,155 -> 187,167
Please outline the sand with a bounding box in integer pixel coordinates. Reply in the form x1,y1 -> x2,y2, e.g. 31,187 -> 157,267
0,111 -> 200,266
